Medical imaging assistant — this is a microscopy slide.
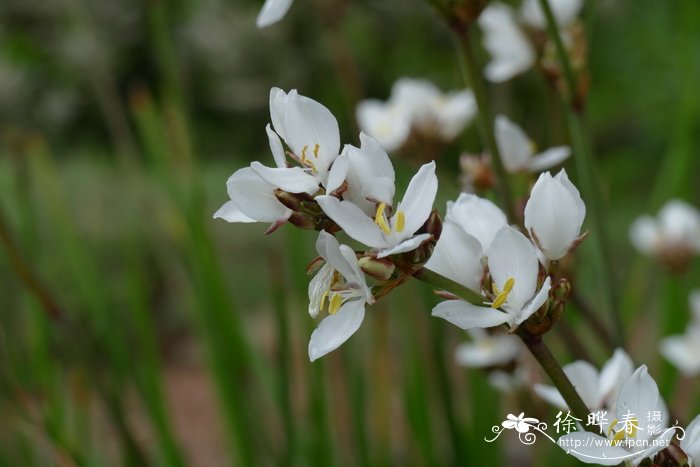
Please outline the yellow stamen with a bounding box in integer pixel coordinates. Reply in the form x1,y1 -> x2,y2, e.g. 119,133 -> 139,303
301,145 -> 308,162
328,293 -> 343,315
491,277 -> 515,309
313,143 -> 320,158
320,290 -> 330,309
374,203 -> 391,234
394,210 -> 405,233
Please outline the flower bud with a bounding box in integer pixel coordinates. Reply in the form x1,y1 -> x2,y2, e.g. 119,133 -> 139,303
274,189 -> 314,212
287,212 -> 317,230
524,169 -> 585,261
358,256 -> 395,281
422,209 -> 443,239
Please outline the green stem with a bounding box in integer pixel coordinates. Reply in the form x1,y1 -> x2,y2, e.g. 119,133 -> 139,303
451,26 -> 517,222
537,0 -> 623,345
413,268 -> 593,426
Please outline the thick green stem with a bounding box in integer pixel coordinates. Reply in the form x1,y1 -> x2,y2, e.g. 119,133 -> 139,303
412,268 -> 593,426
537,0 -> 623,345
452,26 -> 517,222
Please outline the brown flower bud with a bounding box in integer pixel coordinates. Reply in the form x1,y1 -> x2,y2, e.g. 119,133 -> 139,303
358,256 -> 396,281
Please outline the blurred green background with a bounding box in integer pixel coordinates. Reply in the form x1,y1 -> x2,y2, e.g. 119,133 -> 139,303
0,0 -> 699,465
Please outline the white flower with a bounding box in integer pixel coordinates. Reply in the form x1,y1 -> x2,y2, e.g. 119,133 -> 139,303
520,0 -> 583,29
478,4 -> 535,83
256,0 -> 293,28
659,290 -> 700,376
325,132 -> 396,216
629,199 -> 700,256
559,366 -> 674,466
524,169 -> 585,261
455,330 -> 522,368
432,225 -> 552,330
682,415 -> 700,465
495,115 -> 571,173
316,161 -> 437,258
356,78 -> 476,151
307,231 -> 375,361
534,348 -> 633,411
446,193 -> 508,252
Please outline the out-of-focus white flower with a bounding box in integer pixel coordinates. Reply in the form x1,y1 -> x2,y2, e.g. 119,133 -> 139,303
256,0 -> 293,28
534,348 -> 633,411
478,4 -> 535,83
325,132 -> 396,216
307,231 -> 374,361
682,415 -> 700,465
559,366 -> 674,466
659,290 -> 700,376
317,161 -> 437,258
455,330 -> 522,368
520,0 -> 583,29
357,78 -> 476,151
432,225 -> 551,330
524,169 -> 585,261
629,199 -> 700,259
495,115 -> 571,173
489,367 -> 528,393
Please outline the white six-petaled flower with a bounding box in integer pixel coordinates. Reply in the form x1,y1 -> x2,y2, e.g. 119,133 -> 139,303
307,231 -> 375,361
317,161 -> 438,258
630,199 -> 700,258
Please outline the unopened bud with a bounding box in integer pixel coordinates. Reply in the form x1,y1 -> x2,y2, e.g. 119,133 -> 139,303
274,189 -> 313,212
358,256 -> 395,281
288,212 -> 316,230
306,256 -> 325,275
423,209 -> 443,239
460,153 -> 495,192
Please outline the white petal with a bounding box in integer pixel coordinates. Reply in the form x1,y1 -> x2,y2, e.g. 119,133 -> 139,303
308,299 -> 365,361
395,161 -> 438,236
558,431 -> 631,465
355,100 -> 410,152
533,383 -> 567,409
308,263 -> 333,318
487,226 -> 540,311
564,361 -> 600,410
479,5 -> 535,82
434,90 -> 477,140
325,153 -> 349,194
524,170 -> 585,260
629,216 -> 659,254
315,231 -> 356,282
390,78 -> 440,125
691,289 -> 700,322
527,146 -> 572,172
266,124 -> 286,168
339,244 -> 373,303
521,0 -> 583,29
598,348 -> 634,406
495,115 -> 533,172
251,161 -> 320,195
425,221 -> 484,291
213,201 -> 256,223
681,415 -> 700,464
316,195 -> 387,248
432,300 -> 509,330
269,87 -> 289,139
555,169 -> 586,228
446,193 -> 507,251
256,0 -> 293,27
615,365 -> 668,441
455,334 -> 521,368
376,233 -> 432,258
283,90 -> 340,170
659,334 -> 700,376
658,199 -> 700,246
513,276 -> 551,325
225,167 -> 291,222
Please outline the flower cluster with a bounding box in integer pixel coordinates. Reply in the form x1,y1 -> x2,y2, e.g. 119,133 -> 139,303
356,78 -> 476,152
659,290 -> 700,376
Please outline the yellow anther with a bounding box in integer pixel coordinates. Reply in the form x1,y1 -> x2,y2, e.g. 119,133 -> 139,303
394,210 -> 405,233
491,277 -> 515,309
374,203 -> 391,234
301,145 -> 309,162
313,143 -> 320,158
328,293 -> 343,315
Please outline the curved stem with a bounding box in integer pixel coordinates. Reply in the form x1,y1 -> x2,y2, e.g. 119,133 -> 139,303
537,0 -> 623,345
413,268 -> 593,427
451,26 -> 517,222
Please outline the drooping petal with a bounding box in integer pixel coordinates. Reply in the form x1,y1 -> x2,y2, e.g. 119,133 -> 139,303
479,5 -> 535,82
308,299 -> 365,362
266,124 -> 286,168
376,233 -> 432,258
495,115 -> 533,172
487,226 -> 540,311
269,87 -> 289,139
432,300 -> 509,330
316,196 -> 387,248
527,146 -> 571,172
558,431 -> 631,465
425,220 -> 484,291
512,276 -> 551,325
615,365 -> 668,441
251,161 -> 320,195
256,0 -> 294,28
446,193 -> 507,251
283,90 -> 340,170
225,167 -> 292,222
315,231 -> 357,283
213,201 -> 256,223
394,161 -> 438,237
308,263 -> 333,318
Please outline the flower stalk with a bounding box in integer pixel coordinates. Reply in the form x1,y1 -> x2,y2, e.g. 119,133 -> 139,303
537,0 -> 623,344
